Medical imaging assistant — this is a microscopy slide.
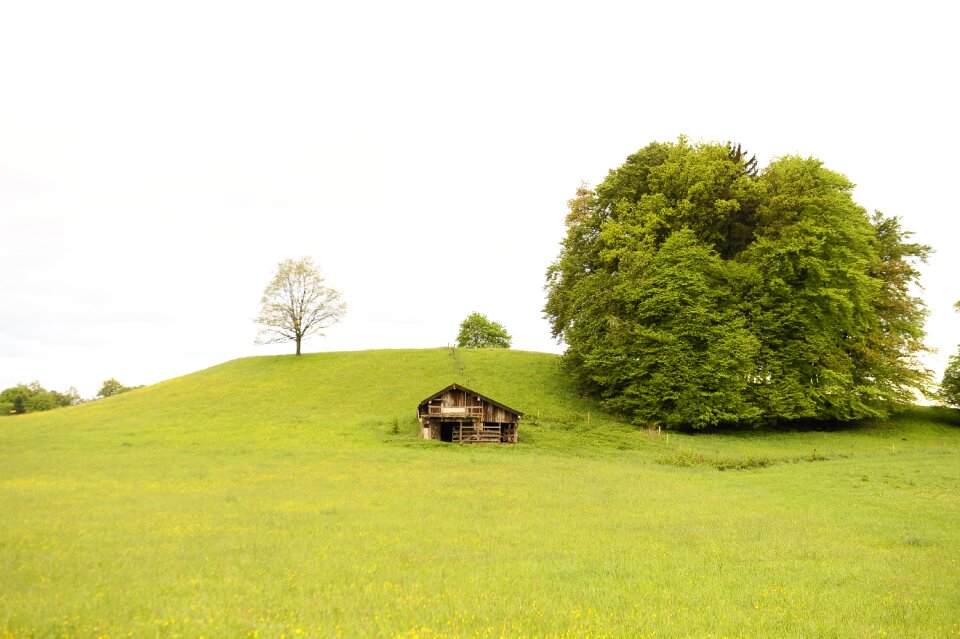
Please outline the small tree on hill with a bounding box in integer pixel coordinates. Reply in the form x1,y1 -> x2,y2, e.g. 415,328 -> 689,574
456,312 -> 512,349
98,378 -> 136,398
255,257 -> 346,356
941,300 -> 960,408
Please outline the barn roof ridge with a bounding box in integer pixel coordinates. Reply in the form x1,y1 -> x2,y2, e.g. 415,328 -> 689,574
419,383 -> 524,417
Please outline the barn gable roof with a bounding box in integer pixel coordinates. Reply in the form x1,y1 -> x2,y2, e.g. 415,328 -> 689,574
418,383 -> 523,417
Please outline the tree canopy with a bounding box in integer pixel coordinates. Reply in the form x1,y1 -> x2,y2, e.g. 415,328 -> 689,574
255,257 -> 346,356
456,312 -> 512,349
545,137 -> 931,429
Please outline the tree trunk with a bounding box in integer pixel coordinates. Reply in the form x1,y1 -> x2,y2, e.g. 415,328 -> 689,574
296,336 -> 301,356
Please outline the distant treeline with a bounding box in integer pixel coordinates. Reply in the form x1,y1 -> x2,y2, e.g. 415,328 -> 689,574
1,378 -> 140,415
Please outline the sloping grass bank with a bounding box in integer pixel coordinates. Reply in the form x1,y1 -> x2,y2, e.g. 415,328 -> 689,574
1,349 -> 958,637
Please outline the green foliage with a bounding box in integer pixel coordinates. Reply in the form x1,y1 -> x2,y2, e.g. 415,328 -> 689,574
96,378 -> 140,399
0,381 -> 79,415
0,386 -> 27,415
582,230 -> 761,429
942,351 -> 960,407
1,350 -> 959,637
545,138 -> 931,429
941,300 -> 960,407
456,311 -> 512,349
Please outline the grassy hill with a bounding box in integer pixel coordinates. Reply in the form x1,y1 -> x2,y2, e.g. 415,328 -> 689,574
2,348 -> 959,637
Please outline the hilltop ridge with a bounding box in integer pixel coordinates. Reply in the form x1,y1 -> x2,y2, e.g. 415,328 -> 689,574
2,348 -> 636,451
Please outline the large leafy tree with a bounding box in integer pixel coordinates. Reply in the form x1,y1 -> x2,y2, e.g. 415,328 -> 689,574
255,257 -> 346,356
545,138 -> 930,428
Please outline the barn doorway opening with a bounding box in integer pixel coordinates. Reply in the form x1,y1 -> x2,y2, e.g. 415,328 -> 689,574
440,423 -> 454,443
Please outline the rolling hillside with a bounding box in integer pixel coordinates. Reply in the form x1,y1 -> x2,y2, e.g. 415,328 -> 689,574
2,348 -> 959,637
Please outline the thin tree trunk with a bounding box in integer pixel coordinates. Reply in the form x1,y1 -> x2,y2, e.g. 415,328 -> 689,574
296,336 -> 301,356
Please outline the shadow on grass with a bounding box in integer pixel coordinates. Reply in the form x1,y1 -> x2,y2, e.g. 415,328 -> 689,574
896,405 -> 960,427
662,405 -> 960,437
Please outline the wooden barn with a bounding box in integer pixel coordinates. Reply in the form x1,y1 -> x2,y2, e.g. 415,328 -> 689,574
418,384 -> 521,444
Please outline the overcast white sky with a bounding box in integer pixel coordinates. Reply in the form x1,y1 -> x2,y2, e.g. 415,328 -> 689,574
2,0 -> 958,398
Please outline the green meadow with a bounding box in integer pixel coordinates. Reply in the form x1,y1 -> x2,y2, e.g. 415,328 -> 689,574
1,348 -> 959,638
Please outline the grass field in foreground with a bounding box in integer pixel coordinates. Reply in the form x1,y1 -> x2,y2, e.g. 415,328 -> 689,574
1,348 -> 959,638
